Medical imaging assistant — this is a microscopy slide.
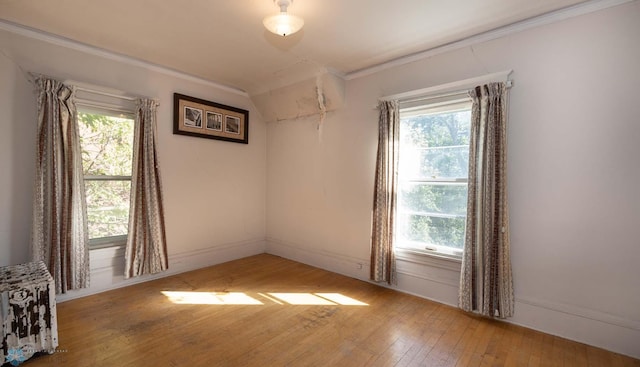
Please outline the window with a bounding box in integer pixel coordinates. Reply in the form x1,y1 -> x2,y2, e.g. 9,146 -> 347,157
77,108 -> 134,247
395,99 -> 472,259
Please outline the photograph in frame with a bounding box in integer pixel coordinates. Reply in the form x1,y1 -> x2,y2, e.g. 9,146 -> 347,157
206,111 -> 223,131
184,106 -> 202,128
225,115 -> 240,134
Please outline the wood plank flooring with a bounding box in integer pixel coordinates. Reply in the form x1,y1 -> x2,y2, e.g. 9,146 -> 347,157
21,254 -> 640,367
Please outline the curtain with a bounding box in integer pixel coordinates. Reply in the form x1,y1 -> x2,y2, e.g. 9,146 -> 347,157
370,100 -> 400,284
124,98 -> 168,278
32,77 -> 90,294
459,82 -> 514,318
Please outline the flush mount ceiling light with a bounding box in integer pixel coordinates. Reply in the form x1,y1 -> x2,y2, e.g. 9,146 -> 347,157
263,0 -> 304,37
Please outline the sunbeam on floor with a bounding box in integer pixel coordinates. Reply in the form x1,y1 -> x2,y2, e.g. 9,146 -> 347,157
161,291 -> 369,306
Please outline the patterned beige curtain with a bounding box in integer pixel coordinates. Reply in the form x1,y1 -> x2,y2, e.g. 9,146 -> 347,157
125,98 -> 168,278
32,77 -> 90,294
459,82 -> 514,318
370,100 -> 399,284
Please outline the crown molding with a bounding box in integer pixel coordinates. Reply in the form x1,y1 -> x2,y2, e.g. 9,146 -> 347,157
345,0 -> 635,80
0,19 -> 249,97
1,0 -> 633,91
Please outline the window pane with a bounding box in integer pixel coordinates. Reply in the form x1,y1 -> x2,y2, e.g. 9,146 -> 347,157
398,214 -> 466,249
400,145 -> 469,180
78,112 -> 134,176
399,109 -> 470,180
398,183 -> 468,217
85,180 -> 130,239
401,109 -> 471,148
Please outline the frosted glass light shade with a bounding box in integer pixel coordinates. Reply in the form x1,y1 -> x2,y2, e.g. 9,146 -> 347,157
263,13 -> 304,36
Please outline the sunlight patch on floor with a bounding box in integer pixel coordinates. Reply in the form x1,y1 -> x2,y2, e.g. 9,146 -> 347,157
315,293 -> 368,306
162,291 -> 369,306
161,291 -> 263,305
257,292 -> 284,304
268,293 -> 336,305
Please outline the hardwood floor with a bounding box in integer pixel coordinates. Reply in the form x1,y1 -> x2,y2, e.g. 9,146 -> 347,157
22,254 -> 639,367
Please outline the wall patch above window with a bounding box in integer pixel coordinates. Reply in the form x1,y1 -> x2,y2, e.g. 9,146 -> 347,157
173,93 -> 249,144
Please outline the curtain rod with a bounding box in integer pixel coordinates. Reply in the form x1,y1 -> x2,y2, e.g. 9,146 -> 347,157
399,90 -> 470,106
379,70 -> 513,102
68,79 -> 146,102
398,79 -> 513,106
74,86 -> 137,101
30,73 -> 148,101
74,100 -> 136,115
71,79 -> 160,106
30,73 -> 160,106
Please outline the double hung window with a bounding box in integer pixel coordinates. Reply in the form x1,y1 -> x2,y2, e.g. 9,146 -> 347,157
75,88 -> 135,248
395,99 -> 472,259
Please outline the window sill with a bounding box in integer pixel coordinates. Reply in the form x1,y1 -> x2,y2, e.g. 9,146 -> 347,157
89,236 -> 126,251
395,247 -> 462,272
90,242 -> 125,251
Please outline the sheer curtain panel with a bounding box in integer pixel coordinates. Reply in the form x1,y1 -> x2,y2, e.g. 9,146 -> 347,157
459,82 -> 514,318
31,77 -> 90,294
125,98 -> 168,278
370,100 -> 400,284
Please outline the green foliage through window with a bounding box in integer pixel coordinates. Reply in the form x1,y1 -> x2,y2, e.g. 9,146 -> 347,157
78,111 -> 134,240
397,107 -> 471,251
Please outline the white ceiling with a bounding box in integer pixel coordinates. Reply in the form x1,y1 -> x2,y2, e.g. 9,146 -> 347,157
0,0 -> 590,95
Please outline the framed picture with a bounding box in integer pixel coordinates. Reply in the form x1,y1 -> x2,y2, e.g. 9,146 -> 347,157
173,93 -> 249,144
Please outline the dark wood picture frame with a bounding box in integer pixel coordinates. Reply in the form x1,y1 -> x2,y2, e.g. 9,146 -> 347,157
173,93 -> 249,144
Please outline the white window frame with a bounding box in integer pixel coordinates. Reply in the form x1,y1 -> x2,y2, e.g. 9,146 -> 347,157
72,81 -> 137,249
395,99 -> 472,261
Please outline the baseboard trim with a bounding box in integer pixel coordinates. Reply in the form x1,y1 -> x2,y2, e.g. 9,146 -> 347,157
265,237 -> 370,281
266,237 -> 462,305
511,299 -> 640,359
266,236 -> 461,288
516,296 -> 640,332
56,238 -> 266,303
265,237 -> 640,359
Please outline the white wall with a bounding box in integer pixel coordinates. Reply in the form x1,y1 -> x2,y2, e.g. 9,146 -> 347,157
0,42 -> 34,266
0,27 -> 267,297
266,2 -> 640,358
1,1 -> 638,359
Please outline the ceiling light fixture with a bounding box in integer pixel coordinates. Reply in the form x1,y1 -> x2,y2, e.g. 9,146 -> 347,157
263,0 -> 304,37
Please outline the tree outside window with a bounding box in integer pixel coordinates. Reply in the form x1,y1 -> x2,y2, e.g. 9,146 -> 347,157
397,104 -> 471,256
77,111 -> 134,242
